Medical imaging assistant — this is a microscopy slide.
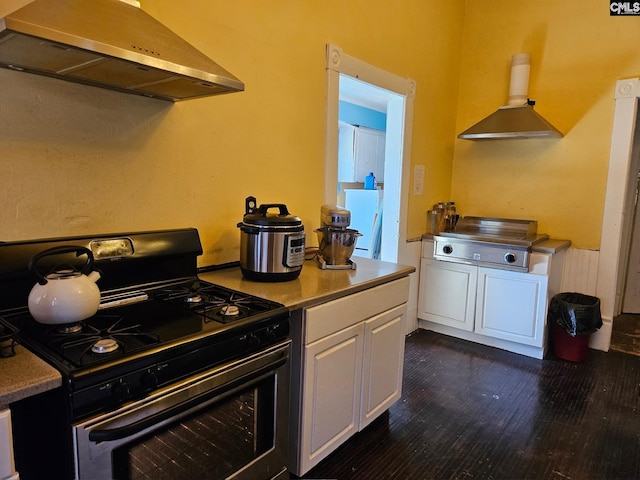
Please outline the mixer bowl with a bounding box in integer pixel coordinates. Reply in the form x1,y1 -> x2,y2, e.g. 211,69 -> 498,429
315,227 -> 362,265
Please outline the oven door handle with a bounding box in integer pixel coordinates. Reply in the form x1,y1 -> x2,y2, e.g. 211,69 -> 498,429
88,355 -> 286,443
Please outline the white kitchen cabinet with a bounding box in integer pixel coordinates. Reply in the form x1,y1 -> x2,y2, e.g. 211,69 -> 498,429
338,122 -> 386,183
418,258 -> 476,332
475,267 -> 548,346
0,409 -> 18,480
301,322 -> 364,465
418,240 -> 564,359
289,277 -> 409,476
360,305 -> 405,429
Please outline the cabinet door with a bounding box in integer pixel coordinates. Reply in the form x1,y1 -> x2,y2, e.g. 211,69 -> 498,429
418,258 -> 477,331
354,127 -> 386,183
299,323 -> 364,474
337,123 -> 356,182
360,303 -> 406,430
475,267 -> 548,346
0,409 -> 17,479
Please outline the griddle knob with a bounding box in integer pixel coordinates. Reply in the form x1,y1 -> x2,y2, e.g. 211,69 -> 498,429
442,245 -> 453,255
504,253 -> 517,264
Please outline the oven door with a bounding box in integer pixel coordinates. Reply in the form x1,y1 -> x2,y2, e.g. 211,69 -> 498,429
73,340 -> 291,480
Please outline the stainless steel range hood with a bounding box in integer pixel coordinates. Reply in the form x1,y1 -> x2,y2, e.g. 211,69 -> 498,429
0,0 -> 245,102
458,103 -> 563,140
458,54 -> 562,140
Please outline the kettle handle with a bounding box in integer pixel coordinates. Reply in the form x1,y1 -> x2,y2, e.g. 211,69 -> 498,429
257,204 -> 290,216
28,246 -> 95,286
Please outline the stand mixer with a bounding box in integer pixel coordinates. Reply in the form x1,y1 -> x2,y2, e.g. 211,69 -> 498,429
315,205 -> 362,270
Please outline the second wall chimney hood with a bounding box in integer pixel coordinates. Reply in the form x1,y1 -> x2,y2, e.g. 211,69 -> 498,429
458,53 -> 562,140
0,0 -> 244,102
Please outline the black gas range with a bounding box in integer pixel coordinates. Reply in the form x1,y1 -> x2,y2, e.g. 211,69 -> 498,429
1,228 -> 291,480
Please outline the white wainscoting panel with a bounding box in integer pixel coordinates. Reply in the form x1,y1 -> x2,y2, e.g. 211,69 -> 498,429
559,248 -> 599,295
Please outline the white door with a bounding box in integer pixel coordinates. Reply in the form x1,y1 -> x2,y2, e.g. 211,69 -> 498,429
623,172 -> 640,312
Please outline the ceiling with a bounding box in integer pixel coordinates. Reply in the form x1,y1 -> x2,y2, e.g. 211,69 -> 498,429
339,75 -> 389,113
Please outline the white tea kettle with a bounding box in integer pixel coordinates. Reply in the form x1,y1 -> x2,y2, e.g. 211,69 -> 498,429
28,246 -> 102,324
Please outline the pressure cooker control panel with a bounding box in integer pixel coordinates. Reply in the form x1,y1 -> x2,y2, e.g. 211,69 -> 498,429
284,233 -> 306,267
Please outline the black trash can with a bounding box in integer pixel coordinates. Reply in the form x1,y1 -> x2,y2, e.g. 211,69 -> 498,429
548,293 -> 602,362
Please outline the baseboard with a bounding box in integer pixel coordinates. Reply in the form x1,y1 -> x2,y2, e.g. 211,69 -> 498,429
590,318 -> 612,352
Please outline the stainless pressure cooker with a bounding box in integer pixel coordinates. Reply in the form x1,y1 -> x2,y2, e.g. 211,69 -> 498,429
237,196 -> 305,282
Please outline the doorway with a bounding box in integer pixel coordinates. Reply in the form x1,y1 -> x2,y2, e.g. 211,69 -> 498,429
324,44 -> 415,263
609,100 -> 640,355
622,169 -> 640,313
337,75 -> 401,260
597,77 -> 640,351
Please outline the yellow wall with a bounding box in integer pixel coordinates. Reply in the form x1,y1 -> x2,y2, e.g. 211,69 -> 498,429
0,0 -> 464,265
3,0 -> 634,263
453,0 -> 640,249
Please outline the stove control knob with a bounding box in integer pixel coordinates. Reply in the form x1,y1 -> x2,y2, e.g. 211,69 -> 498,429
264,328 -> 277,342
246,333 -> 261,348
504,253 -> 517,264
141,371 -> 159,389
442,245 -> 453,255
112,381 -> 131,401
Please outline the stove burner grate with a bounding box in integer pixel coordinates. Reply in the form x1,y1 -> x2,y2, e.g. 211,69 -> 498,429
46,316 -> 160,367
156,281 -> 274,324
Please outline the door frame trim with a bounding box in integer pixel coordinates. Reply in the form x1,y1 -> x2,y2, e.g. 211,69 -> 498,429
596,77 -> 640,350
324,43 -> 415,262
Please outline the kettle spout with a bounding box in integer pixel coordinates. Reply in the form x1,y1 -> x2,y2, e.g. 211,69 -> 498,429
88,270 -> 101,283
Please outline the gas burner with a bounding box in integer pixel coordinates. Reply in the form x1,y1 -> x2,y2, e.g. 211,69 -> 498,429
185,294 -> 203,303
156,281 -> 203,302
91,338 -> 119,354
221,305 -> 240,316
40,315 -> 161,367
155,281 -> 276,324
57,323 -> 83,334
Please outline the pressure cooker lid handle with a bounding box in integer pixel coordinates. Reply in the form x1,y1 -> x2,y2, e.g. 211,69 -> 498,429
258,204 -> 290,217
245,196 -> 258,215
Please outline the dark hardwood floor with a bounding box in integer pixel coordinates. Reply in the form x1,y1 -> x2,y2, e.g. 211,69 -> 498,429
296,329 -> 640,480
611,313 -> 640,357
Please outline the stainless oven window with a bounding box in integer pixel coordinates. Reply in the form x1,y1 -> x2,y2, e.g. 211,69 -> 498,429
73,341 -> 290,480
112,378 -> 274,479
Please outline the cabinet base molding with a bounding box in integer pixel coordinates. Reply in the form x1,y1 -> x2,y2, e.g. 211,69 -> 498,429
418,320 -> 545,359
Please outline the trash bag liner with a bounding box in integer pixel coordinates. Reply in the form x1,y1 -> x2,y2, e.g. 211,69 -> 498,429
548,292 -> 603,337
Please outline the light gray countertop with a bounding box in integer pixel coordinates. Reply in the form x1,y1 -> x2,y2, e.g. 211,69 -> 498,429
0,345 -> 61,409
531,239 -> 571,254
199,256 -> 416,310
0,257 -> 414,409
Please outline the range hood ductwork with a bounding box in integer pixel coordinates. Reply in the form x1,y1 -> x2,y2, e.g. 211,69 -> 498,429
458,53 -> 563,140
0,0 -> 245,102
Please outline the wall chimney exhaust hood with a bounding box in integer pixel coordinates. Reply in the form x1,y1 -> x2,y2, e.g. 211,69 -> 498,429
458,53 -> 562,140
0,0 -> 244,102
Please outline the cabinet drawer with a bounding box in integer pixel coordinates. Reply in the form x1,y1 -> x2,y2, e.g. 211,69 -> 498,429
305,277 -> 409,344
